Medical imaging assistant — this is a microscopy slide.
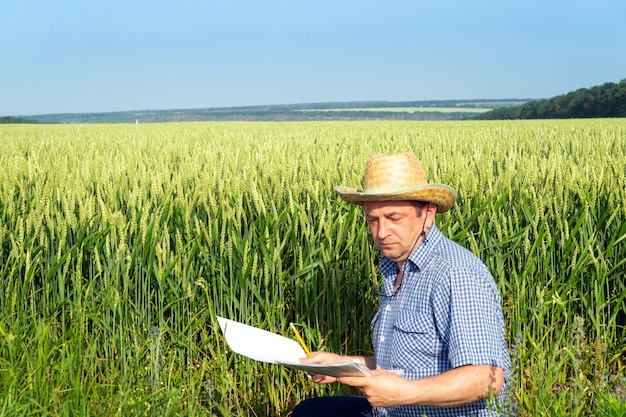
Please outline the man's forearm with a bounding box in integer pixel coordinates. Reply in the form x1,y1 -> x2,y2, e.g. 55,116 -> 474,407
403,364 -> 504,407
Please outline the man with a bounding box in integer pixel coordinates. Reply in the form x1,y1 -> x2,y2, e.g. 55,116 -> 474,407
292,152 -> 511,417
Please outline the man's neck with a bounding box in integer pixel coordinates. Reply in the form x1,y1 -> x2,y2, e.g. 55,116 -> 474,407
393,264 -> 404,290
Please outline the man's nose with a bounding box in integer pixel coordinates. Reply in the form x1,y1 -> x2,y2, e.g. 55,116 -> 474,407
376,219 -> 389,239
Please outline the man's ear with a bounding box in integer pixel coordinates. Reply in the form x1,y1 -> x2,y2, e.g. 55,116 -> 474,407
423,202 -> 437,232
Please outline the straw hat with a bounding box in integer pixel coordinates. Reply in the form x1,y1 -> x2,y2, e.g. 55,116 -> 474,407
334,152 -> 457,212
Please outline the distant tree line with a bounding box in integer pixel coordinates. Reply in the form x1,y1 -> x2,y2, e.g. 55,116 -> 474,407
477,79 -> 626,120
28,107 -> 487,123
0,116 -> 39,124
25,100 -> 529,123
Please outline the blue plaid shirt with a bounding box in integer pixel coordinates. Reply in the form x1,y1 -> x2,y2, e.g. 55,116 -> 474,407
370,224 -> 511,417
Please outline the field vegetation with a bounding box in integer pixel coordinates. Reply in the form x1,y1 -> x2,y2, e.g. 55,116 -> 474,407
0,120 -> 625,416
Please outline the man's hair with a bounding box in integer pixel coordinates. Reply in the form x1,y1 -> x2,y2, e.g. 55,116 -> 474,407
412,201 -> 428,215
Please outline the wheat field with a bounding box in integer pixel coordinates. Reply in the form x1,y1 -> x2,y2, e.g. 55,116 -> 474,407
0,120 -> 625,416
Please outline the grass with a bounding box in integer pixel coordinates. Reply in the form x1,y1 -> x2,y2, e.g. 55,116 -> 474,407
0,119 -> 625,416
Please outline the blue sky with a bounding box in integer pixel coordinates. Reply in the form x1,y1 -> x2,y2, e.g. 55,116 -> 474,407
1,0 -> 625,116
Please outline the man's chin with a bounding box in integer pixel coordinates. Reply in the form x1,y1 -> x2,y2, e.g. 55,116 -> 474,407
381,250 -> 402,262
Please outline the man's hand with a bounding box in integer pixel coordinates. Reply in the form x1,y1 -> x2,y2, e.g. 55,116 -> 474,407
299,351 -> 368,385
338,369 -> 409,407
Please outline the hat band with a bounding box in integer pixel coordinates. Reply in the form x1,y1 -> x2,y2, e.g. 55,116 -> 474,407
359,184 -> 445,196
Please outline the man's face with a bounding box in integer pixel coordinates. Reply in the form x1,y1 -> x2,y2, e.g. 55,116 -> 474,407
363,200 -> 425,264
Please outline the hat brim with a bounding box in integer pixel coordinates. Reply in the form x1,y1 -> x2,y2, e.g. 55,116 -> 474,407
334,184 -> 457,213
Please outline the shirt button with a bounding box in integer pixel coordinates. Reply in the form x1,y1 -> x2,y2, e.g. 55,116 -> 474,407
385,305 -> 391,311
380,336 -> 385,342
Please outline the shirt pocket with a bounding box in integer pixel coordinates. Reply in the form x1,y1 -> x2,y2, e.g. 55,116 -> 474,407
390,310 -> 435,370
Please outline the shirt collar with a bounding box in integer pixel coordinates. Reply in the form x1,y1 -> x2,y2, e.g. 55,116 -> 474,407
379,224 -> 442,296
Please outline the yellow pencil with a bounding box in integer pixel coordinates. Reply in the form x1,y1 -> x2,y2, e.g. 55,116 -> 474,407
290,322 -> 311,357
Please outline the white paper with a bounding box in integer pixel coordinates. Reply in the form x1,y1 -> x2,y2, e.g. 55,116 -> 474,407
276,359 -> 372,377
216,316 -> 371,377
216,316 -> 306,363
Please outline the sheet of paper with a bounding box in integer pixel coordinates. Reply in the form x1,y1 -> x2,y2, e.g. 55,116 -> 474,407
277,359 -> 372,377
217,316 -> 306,363
216,316 -> 371,377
